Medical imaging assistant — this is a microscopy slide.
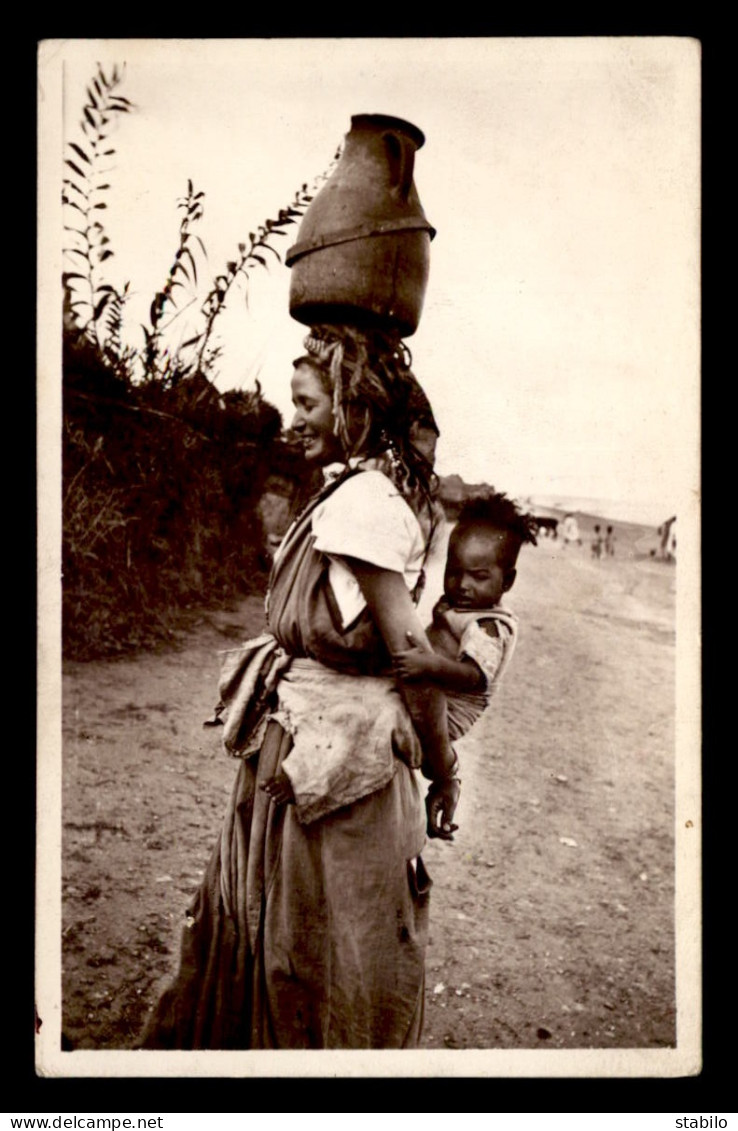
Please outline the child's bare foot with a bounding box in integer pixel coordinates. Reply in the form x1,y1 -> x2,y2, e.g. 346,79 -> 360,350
260,770 -> 295,805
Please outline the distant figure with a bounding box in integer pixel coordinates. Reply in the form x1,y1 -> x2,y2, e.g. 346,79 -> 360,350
560,513 -> 581,548
591,524 -> 603,559
604,525 -> 616,557
658,515 -> 677,563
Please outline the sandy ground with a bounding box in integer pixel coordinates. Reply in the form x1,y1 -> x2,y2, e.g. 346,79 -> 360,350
59,518 -> 677,1053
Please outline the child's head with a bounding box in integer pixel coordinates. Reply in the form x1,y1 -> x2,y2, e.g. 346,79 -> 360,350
444,493 -> 537,609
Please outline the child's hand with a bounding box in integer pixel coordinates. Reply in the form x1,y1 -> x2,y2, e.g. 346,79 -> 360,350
260,769 -> 295,806
393,632 -> 436,683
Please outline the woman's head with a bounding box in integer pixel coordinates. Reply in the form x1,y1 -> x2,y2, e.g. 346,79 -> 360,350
290,327 -> 439,493
290,357 -> 343,466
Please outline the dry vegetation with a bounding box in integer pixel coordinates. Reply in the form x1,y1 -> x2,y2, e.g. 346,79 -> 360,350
61,65 -> 324,659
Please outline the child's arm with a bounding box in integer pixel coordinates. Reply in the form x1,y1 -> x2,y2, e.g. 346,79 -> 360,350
394,631 -> 489,693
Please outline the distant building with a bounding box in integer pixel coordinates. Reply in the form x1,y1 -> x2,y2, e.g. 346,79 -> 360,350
436,474 -> 495,520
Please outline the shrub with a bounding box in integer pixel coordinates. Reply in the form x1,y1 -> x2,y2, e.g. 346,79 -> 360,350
61,64 -> 330,659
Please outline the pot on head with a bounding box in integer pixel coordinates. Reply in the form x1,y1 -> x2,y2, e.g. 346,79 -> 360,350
286,114 -> 436,338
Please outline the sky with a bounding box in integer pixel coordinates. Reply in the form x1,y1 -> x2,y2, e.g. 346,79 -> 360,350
41,37 -> 700,526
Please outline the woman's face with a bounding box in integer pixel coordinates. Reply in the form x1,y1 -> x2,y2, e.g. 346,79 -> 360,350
290,363 -> 343,466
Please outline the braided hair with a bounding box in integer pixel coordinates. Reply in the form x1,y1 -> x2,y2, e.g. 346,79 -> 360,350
299,324 -> 439,515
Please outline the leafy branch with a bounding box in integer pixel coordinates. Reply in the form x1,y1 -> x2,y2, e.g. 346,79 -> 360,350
187,144 -> 342,382
188,188 -> 307,378
62,61 -> 343,395
102,282 -> 136,381
141,179 -> 205,383
62,64 -> 134,351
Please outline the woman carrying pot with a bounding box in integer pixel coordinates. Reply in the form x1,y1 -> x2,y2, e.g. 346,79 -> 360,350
142,326 -> 459,1049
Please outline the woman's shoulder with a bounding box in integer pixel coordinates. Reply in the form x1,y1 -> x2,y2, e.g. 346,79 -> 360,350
316,467 -> 419,524
335,464 -> 409,496
312,466 -> 426,571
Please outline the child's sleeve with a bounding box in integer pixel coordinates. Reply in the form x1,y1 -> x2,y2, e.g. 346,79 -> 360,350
459,616 -> 517,692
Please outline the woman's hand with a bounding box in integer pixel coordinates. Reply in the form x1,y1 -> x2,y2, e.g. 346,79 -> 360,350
260,770 -> 295,806
425,777 -> 461,841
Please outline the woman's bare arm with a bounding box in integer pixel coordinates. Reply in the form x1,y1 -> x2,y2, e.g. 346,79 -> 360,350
343,558 -> 460,839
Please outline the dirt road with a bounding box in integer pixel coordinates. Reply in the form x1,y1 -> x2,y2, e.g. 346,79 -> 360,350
59,519 -> 677,1051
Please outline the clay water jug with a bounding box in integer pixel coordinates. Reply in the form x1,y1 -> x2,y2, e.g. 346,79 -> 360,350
286,114 -> 436,338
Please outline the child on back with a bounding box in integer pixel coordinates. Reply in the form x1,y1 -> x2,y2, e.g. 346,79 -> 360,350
261,491 -> 535,811
393,492 -> 537,742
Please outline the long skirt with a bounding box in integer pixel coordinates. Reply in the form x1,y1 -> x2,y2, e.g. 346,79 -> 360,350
140,720 -> 431,1049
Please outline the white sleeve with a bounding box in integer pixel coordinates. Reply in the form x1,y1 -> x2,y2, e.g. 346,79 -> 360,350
459,617 -> 517,692
312,470 -> 423,573
311,470 -> 426,628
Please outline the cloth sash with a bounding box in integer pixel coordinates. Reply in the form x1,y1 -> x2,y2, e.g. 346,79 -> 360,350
204,633 -> 292,757
272,658 -> 423,825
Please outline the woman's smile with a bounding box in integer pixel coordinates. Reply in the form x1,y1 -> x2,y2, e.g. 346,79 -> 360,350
290,362 -> 343,466
299,432 -> 325,458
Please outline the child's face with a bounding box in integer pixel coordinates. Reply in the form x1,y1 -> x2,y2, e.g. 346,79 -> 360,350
444,525 -> 517,609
